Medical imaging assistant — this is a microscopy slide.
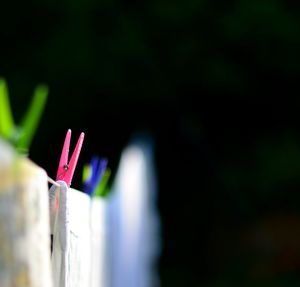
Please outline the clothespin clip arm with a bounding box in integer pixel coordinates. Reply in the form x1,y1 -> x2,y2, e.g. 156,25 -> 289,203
56,129 -> 85,187
0,78 -> 48,154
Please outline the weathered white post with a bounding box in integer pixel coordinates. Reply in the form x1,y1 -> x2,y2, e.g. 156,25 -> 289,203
0,139 -> 53,287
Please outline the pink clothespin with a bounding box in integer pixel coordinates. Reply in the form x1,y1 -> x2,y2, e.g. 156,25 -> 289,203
56,129 -> 85,187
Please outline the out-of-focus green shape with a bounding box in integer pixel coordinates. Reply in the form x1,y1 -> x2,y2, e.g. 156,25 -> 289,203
0,78 -> 48,153
94,168 -> 111,197
82,164 -> 92,182
17,85 -> 48,152
0,78 -> 15,139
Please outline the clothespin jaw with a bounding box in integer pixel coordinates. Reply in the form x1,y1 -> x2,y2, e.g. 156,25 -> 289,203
0,78 -> 48,154
56,129 -> 85,187
83,156 -> 108,197
17,85 -> 48,152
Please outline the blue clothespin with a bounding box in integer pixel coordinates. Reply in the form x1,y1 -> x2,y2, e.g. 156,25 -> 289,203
83,156 -> 107,197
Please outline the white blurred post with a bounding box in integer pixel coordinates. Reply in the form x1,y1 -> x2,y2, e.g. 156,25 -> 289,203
109,137 -> 160,287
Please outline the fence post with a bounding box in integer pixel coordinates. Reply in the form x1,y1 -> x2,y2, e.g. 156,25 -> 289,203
0,139 -> 53,287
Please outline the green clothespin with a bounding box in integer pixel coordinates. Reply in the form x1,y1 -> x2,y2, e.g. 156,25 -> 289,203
0,79 -> 14,140
0,78 -> 48,154
94,168 -> 111,197
82,163 -> 92,182
82,157 -> 111,197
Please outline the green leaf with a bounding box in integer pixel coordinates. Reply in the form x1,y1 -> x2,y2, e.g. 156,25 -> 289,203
0,78 -> 15,139
17,84 -> 48,151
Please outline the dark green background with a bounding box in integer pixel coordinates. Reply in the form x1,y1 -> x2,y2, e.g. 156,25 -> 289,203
1,0 -> 300,286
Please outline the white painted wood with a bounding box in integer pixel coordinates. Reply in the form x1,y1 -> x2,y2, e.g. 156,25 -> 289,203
109,139 -> 161,287
0,139 -> 53,287
49,182 -> 91,287
90,198 -> 109,287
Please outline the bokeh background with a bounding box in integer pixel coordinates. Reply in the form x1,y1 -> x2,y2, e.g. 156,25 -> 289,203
1,0 -> 300,286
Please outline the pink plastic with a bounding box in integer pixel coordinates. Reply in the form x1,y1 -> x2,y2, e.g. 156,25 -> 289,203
56,129 -> 85,187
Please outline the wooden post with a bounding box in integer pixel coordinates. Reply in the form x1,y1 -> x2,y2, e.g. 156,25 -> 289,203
0,139 -> 53,287
50,183 -> 91,287
90,197 -> 109,287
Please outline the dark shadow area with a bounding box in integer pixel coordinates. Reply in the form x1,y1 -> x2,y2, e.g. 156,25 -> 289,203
1,1 -> 300,285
